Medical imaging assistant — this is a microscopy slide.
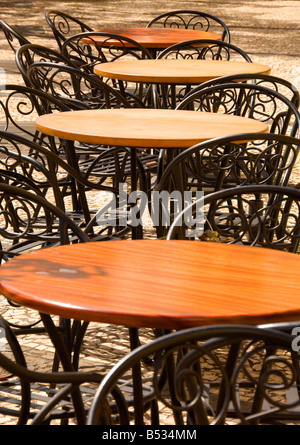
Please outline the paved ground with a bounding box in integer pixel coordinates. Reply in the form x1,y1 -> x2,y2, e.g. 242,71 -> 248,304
0,0 -> 299,425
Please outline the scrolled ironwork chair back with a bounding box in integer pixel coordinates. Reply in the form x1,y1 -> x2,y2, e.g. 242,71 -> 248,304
167,184 -> 300,253
157,39 -> 250,62
177,82 -> 300,138
87,325 -> 300,425
0,19 -> 30,53
61,31 -> 153,73
45,10 -> 93,50
146,9 -> 230,42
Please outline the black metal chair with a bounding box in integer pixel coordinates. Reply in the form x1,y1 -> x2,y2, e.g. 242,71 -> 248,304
0,19 -> 30,53
60,31 -> 153,101
0,83 -> 85,157
15,43 -> 80,87
0,311 -> 102,424
0,130 -> 147,243
146,10 -> 231,43
166,184 -> 300,254
26,60 -> 144,109
152,134 -> 300,238
155,39 -> 251,108
186,73 -> 300,109
45,10 -> 93,51
176,82 -> 300,138
87,324 -> 300,425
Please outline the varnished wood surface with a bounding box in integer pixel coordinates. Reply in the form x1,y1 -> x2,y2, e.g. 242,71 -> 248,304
1,240 -> 300,329
94,59 -> 271,84
35,109 -> 269,148
84,27 -> 221,49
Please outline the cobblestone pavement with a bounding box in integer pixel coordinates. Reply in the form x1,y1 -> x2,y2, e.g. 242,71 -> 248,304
0,0 -> 299,425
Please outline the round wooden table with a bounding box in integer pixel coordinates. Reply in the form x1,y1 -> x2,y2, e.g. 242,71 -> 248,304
1,240 -> 300,329
35,109 -> 268,149
85,27 -> 221,50
94,59 -> 271,85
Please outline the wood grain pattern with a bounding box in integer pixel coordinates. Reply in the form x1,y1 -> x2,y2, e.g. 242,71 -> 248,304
35,109 -> 269,148
94,59 -> 271,84
1,240 -> 300,329
83,27 -> 221,49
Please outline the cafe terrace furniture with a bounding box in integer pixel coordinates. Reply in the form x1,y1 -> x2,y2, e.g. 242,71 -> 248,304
2,239 -> 300,423
189,72 -> 300,109
167,184 -> 300,255
34,108 -> 268,238
15,43 -> 80,87
177,82 -> 300,138
45,10 -> 93,50
94,58 -> 270,108
146,9 -> 231,42
87,324 -> 300,425
0,19 -> 30,54
152,133 -> 300,237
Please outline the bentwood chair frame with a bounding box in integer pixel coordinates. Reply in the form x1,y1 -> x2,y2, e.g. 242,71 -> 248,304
152,133 -> 300,238
45,10 -> 93,50
146,9 -> 231,43
87,324 -> 300,425
0,19 -> 30,53
155,39 -> 251,108
167,184 -> 300,254
187,72 -> 300,109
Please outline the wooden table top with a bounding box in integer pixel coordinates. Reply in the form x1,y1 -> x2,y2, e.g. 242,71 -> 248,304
94,59 -> 271,84
1,240 -> 300,329
35,109 -> 268,148
84,27 -> 221,49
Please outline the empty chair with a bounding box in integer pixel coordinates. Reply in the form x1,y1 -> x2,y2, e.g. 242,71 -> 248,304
0,19 -> 30,53
61,31 -> 153,100
177,82 -> 300,138
156,39 -> 251,107
167,184 -> 300,254
87,324 -> 300,425
15,43 -> 79,86
45,10 -> 93,50
0,83 -> 83,155
152,133 -> 300,238
146,10 -> 230,42
187,72 -> 300,109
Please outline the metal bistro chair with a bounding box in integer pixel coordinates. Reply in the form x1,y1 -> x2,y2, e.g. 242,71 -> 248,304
87,324 -> 300,425
155,39 -> 251,108
166,184 -> 300,255
176,82 -> 300,138
0,19 -> 30,54
152,134 -> 300,238
0,183 -> 104,425
45,10 -> 93,51
146,10 -> 231,43
60,31 -> 153,101
186,72 -> 300,109
15,43 -> 80,87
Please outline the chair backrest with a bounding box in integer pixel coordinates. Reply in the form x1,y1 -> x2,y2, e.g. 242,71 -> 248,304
26,61 -> 143,109
146,9 -> 230,42
45,10 -> 93,50
61,31 -> 153,73
167,184 -> 300,253
153,133 -> 300,238
0,180 -> 89,262
188,73 -> 300,109
0,19 -> 30,53
15,43 -> 79,86
157,39 -> 251,62
87,324 -> 300,425
0,83 -> 79,152
176,82 -> 300,138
